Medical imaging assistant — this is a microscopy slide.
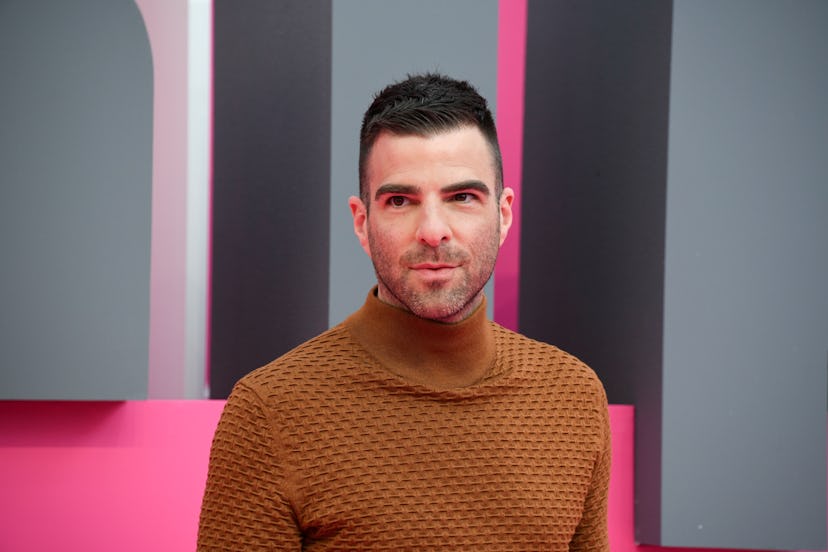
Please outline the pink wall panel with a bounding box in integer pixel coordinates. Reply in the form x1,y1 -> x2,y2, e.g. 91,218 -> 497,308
0,401 -> 223,551
3,402 -> 818,550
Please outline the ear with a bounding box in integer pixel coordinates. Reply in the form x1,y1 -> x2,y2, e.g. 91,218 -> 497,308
348,195 -> 372,258
498,187 -> 515,246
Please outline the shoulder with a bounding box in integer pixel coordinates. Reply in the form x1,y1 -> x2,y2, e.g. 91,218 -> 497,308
490,322 -> 607,403
490,323 -> 610,451
233,322 -> 360,401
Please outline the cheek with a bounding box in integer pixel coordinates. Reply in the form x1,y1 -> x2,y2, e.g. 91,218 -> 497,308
368,217 -> 408,248
468,219 -> 502,258
366,223 -> 397,262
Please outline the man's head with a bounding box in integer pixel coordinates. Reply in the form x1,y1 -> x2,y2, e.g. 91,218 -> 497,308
350,73 -> 514,323
359,73 -> 504,205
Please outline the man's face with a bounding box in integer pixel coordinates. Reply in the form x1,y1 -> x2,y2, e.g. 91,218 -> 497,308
349,126 -> 514,323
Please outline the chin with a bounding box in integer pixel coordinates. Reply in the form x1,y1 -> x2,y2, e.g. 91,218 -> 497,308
410,294 -> 479,323
413,306 -> 460,322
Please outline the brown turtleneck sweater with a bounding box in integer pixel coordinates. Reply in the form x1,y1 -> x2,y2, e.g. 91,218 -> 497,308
198,289 -> 610,551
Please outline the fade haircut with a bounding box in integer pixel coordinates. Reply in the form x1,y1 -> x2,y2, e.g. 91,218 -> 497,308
359,73 -> 503,205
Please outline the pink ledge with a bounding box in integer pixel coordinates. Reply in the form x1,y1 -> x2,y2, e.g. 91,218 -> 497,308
0,402 -> 823,551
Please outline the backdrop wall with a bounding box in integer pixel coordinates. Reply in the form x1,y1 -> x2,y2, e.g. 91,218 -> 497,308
1,0 -> 825,549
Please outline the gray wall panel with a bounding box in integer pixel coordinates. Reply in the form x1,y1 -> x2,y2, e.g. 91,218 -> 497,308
661,0 -> 828,547
329,0 -> 499,326
0,1 -> 152,400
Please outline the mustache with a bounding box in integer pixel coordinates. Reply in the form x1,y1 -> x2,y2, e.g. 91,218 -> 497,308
402,246 -> 469,265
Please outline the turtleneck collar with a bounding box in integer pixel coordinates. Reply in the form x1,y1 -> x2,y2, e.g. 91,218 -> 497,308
344,288 -> 496,390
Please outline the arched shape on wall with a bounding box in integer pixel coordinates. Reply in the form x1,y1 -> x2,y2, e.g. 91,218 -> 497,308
0,0 -> 153,399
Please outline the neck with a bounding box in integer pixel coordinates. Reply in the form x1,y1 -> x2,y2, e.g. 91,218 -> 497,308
345,288 -> 496,389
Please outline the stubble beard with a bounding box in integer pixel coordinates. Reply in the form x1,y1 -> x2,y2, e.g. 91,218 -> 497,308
367,227 -> 500,323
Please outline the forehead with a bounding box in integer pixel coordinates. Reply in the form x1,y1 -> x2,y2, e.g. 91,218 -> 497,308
365,126 -> 496,193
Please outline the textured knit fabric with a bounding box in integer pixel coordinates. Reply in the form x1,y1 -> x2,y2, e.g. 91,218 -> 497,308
198,290 -> 611,551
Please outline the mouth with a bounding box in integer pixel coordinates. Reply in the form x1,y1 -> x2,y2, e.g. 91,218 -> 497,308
408,263 -> 459,282
410,262 -> 458,270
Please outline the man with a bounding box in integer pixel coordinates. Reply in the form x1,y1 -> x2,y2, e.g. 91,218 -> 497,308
198,73 -> 611,550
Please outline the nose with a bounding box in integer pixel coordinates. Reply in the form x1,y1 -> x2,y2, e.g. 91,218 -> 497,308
415,203 -> 452,247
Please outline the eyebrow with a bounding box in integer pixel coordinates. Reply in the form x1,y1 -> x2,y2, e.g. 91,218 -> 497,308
442,180 -> 491,196
374,180 -> 491,201
374,184 -> 419,200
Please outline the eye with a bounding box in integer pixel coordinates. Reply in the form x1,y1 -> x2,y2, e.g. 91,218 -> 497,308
387,195 -> 409,207
451,192 -> 474,203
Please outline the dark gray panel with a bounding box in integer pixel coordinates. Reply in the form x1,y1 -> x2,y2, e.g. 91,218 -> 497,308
210,0 -> 332,399
519,0 -> 673,541
520,0 -> 672,406
0,1 -> 152,399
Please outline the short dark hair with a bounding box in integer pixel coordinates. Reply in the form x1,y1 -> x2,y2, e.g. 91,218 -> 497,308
359,73 -> 503,203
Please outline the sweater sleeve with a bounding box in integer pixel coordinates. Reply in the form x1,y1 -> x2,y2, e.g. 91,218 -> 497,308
197,382 -> 302,551
569,381 -> 612,551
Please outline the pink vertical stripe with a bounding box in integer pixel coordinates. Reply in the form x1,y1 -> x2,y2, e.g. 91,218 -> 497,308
494,0 -> 528,331
135,0 -> 190,397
